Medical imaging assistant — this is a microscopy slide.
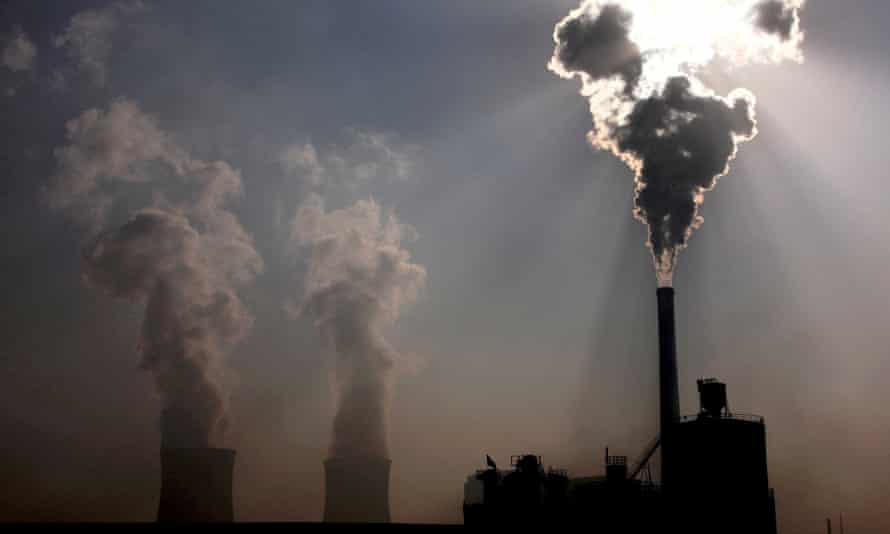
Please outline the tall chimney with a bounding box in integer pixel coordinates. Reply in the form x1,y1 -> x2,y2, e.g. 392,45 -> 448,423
656,287 -> 680,486
323,456 -> 391,523
157,448 -> 235,522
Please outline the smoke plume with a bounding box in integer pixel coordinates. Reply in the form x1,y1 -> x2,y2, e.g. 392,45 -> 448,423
2,28 -> 37,73
549,0 -> 805,286
280,129 -> 417,190
48,99 -> 263,447
53,0 -> 145,87
292,194 -> 426,458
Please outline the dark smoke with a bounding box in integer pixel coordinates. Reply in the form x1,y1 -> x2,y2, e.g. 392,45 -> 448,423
293,195 -> 426,458
619,77 -> 756,271
550,1 -> 805,285
753,0 -> 798,40
49,100 -> 262,447
552,4 -> 641,92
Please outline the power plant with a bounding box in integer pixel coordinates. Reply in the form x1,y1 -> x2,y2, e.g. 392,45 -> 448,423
138,288 -> 778,530
138,287 -> 780,530
156,448 -> 235,523
463,288 -> 778,533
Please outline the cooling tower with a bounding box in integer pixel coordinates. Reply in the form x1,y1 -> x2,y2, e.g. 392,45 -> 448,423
323,456 -> 391,523
157,447 -> 235,522
656,287 -> 680,486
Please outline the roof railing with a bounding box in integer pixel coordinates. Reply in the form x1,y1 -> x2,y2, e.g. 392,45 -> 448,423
678,413 -> 764,424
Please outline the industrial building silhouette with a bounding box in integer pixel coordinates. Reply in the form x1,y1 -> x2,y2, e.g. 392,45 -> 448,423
462,288 -> 778,533
462,378 -> 776,533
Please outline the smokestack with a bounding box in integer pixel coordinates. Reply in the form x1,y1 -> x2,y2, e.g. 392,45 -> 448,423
656,287 -> 680,486
157,448 -> 235,523
323,456 -> 391,523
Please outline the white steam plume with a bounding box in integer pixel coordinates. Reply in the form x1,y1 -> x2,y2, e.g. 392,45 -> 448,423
279,129 -> 417,190
549,0 -> 806,286
291,194 -> 426,459
2,28 -> 37,73
53,0 -> 145,87
48,99 -> 263,448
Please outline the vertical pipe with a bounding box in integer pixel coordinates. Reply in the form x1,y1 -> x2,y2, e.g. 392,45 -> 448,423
656,287 -> 680,486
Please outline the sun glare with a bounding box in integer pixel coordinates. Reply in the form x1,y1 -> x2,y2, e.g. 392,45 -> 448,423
578,0 -> 806,95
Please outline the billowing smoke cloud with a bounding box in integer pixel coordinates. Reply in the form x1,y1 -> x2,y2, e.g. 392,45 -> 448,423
753,0 -> 802,40
291,194 -> 426,458
48,99 -> 263,448
553,5 -> 641,93
549,0 -> 805,286
53,0 -> 145,87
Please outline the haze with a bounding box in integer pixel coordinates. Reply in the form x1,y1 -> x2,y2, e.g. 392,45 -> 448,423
1,2 -> 889,533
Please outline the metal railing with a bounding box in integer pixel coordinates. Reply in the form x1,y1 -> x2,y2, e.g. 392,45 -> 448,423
678,413 -> 764,424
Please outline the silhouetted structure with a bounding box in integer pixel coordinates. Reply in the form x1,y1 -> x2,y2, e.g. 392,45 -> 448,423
157,447 -> 235,523
653,288 -> 776,533
463,380 -> 777,533
463,452 -> 661,529
657,287 -> 680,487
570,452 -> 664,531
463,454 -> 572,526
670,379 -> 777,534
323,456 -> 391,523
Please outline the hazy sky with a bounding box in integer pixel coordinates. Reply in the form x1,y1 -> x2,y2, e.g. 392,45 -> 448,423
2,1 -> 889,532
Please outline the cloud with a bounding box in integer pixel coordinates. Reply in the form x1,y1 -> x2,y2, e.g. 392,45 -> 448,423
752,0 -> 802,41
50,99 -> 263,447
618,77 -> 756,270
280,129 -> 418,189
53,1 -> 145,87
47,98 -> 184,228
281,125 -> 425,458
551,4 -> 641,92
2,28 -> 37,73
291,194 -> 426,458
280,143 -> 324,186
549,0 -> 805,286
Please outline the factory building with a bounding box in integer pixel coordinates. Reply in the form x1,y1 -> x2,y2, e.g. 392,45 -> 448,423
463,288 -> 778,532
463,379 -> 776,532
670,379 -> 777,534
464,452 -> 663,529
